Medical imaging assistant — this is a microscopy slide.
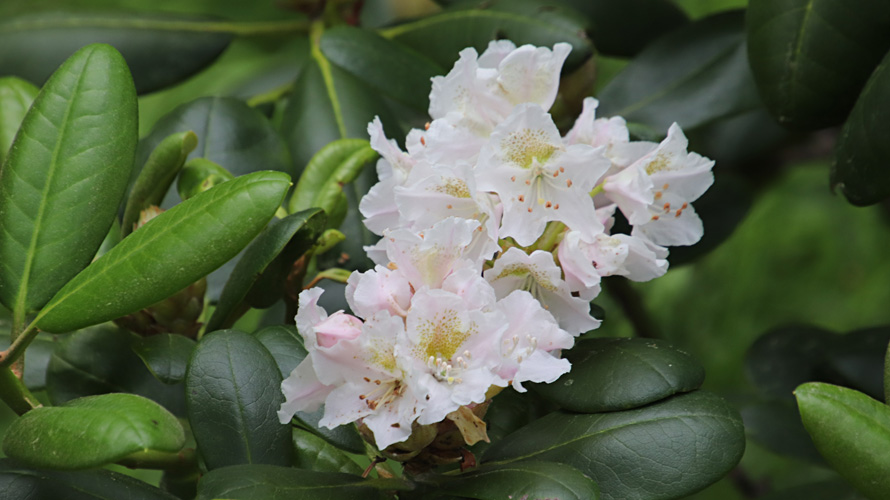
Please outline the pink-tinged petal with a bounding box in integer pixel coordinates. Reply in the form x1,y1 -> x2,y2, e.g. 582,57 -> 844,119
564,97 -> 630,149
295,288 -> 327,350
602,162 -> 655,225
360,177 -> 401,235
278,357 -> 334,422
384,217 -> 481,289
613,233 -> 669,281
631,192 -> 704,246
478,39 -> 517,68
429,48 -> 480,120
314,312 -> 363,348
394,162 -> 481,229
319,381 -> 376,429
513,351 -> 571,392
368,116 -> 413,180
345,265 -> 412,319
557,231 -> 606,300
441,263 -> 497,310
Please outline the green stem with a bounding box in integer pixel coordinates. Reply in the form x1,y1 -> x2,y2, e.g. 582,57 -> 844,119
247,82 -> 295,108
118,448 -> 198,471
530,222 -> 567,253
5,17 -> 311,36
0,366 -> 42,415
589,184 -> 604,198
0,322 -> 38,372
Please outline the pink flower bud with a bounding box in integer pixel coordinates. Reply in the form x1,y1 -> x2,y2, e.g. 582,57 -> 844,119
314,312 -> 362,348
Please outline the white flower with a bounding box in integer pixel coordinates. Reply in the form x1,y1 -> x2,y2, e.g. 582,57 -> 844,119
360,118 -> 415,235
494,290 -> 574,392
484,248 -> 600,335
475,103 -> 611,246
603,123 -> 714,246
345,265 -> 412,319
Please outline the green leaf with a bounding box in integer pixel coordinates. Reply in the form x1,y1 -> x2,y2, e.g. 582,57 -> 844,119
320,26 -> 444,113
746,0 -> 890,129
280,32 -> 400,173
832,49 -> 890,206
419,461 -> 599,500
532,337 -> 704,412
207,209 -> 326,331
254,325 -> 307,380
2,393 -> 184,470
34,171 -> 291,333
131,334 -> 196,385
45,324 -> 186,416
822,326 -> 890,401
483,391 -> 746,500
0,43 -> 137,316
195,464 -> 409,500
598,11 -> 760,131
885,340 -> 890,405
555,0 -> 688,57
292,407 -> 367,456
292,428 -> 363,475
0,11 -> 233,94
135,96 -> 293,201
796,382 -> 890,499
0,76 -> 38,163
745,325 -> 837,400
381,0 -> 592,72
176,157 -> 234,201
288,139 -> 377,226
473,387 -> 556,457
122,131 -> 198,237
185,329 -> 292,469
740,398 -> 824,464
758,480 -> 866,500
313,163 -> 379,273
0,458 -> 178,500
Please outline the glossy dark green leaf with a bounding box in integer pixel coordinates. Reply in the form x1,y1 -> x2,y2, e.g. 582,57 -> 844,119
131,334 -> 196,385
122,131 -> 198,237
745,325 -> 837,400
280,39 -> 400,173
3,393 -> 184,470
254,325 -> 307,379
45,324 -> 186,416
740,398 -> 824,464
598,11 -> 760,131
381,0 -> 592,72
823,326 -> 890,401
196,464 -> 408,500
0,458 -> 178,500
314,163 -> 379,273
555,0 -> 688,57
321,26 -> 443,113
796,382 -> 890,499
136,96 -> 292,200
176,157 -> 234,201
532,337 -> 704,412
207,209 -> 326,331
484,391 -> 746,500
0,43 -> 137,315
292,428 -> 363,475
419,461 -> 599,500
476,387 -> 556,457
746,0 -> 890,129
832,49 -> 890,206
292,407 -> 367,456
885,340 -> 890,404
288,139 -> 377,226
0,76 -> 38,163
0,11 -> 232,94
759,480 -> 865,500
186,329 -> 291,469
34,171 -> 290,333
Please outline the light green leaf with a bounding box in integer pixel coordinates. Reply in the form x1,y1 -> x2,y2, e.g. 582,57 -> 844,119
2,393 -> 184,470
0,43 -> 137,316
0,76 -> 38,163
796,382 -> 890,499
121,131 -> 198,237
320,26 -> 444,113
186,329 -> 292,470
0,11 -> 234,94
418,462 -> 599,500
34,171 -> 290,333
0,458 -> 179,500
598,11 -> 760,131
531,337 -> 704,412
176,157 -> 234,201
483,391 -> 746,500
207,209 -> 326,331
195,464 -> 410,500
131,334 -> 196,385
746,0 -> 890,129
288,139 -> 377,228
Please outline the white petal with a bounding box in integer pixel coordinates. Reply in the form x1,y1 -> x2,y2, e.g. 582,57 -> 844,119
278,357 -> 333,422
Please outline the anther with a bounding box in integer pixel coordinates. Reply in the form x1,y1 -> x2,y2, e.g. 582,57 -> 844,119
651,215 -> 660,221
566,180 -> 573,188
518,195 -> 525,202
554,204 -> 559,209
525,179 -> 531,185
424,122 -> 431,130
559,167 -> 565,172
545,201 -> 552,208
527,207 -> 533,213
446,204 -> 453,209
420,136 -> 426,146
663,202 -> 670,212
663,183 -> 669,190
511,176 -> 516,182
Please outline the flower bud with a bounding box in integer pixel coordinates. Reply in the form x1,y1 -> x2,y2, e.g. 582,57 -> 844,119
314,312 -> 362,348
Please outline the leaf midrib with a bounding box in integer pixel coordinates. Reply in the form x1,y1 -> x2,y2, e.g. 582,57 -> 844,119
13,47 -> 94,318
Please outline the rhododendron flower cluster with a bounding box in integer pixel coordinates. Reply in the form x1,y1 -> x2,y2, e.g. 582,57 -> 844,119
279,41 -> 715,452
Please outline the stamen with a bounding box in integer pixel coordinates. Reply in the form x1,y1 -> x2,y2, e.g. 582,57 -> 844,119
527,207 -> 533,213
525,179 -> 531,185
446,204 -> 453,209
518,195 -> 525,202
545,201 -> 552,208
663,202 -> 670,212
559,167 -> 565,172
554,203 -> 559,209
424,122 -> 431,130
420,136 -> 426,146
651,215 -> 660,221
511,176 -> 516,182
566,179 -> 573,188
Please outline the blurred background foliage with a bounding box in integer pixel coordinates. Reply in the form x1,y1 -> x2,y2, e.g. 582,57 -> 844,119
3,0 -> 890,497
